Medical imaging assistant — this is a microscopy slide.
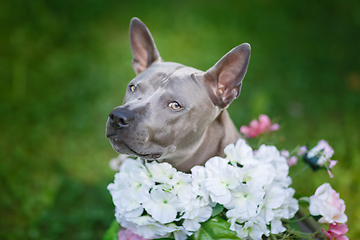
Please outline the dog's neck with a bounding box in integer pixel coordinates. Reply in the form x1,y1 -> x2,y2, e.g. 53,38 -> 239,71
170,109 -> 240,173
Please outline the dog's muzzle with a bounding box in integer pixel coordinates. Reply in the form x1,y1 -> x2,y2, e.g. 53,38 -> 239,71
106,107 -> 163,160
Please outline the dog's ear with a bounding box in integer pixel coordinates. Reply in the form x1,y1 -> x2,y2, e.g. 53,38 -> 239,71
204,43 -> 250,108
129,17 -> 163,75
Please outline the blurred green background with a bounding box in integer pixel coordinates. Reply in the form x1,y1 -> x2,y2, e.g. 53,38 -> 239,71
1,0 -> 359,239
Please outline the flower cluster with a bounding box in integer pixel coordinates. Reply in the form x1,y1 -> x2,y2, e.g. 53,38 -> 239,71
107,115 -> 349,240
299,140 -> 338,178
220,140 -> 299,238
239,115 -> 349,239
240,114 -> 279,138
309,183 -> 348,239
107,158 -> 212,240
107,139 -> 299,240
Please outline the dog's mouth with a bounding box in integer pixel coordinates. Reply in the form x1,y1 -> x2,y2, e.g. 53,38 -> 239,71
107,134 -> 162,159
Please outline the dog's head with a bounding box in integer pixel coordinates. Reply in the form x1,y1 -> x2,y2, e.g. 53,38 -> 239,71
106,17 -> 250,164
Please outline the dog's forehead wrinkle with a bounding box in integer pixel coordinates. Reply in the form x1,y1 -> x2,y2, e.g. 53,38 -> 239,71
137,63 -> 204,95
161,65 -> 185,84
166,67 -> 204,85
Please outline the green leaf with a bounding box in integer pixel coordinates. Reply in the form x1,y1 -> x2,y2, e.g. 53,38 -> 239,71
191,216 -> 241,240
211,203 -> 225,217
102,219 -> 119,240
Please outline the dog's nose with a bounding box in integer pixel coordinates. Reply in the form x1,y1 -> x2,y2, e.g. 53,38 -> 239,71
109,108 -> 135,128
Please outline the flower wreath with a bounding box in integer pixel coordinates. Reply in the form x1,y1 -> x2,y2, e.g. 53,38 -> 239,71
107,115 -> 348,240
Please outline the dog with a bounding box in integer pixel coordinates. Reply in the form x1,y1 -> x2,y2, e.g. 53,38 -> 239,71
106,17 -> 250,173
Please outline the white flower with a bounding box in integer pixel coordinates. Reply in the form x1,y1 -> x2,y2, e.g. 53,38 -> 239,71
224,139 -> 253,165
112,189 -> 143,218
309,183 -> 347,224
170,224 -> 191,240
183,206 -> 212,231
261,186 -> 287,223
270,218 -> 286,234
259,187 -> 298,234
142,188 -> 180,224
119,215 -> 175,239
107,159 -> 150,216
232,217 -> 269,240
182,198 -> 206,220
117,171 -> 150,205
265,186 -> 287,210
225,183 -> 265,222
169,171 -> 195,203
275,188 -> 299,220
120,158 -> 147,174
255,144 -> 280,162
241,162 -> 275,188
255,145 -> 291,187
190,166 -> 209,202
145,161 -> 177,183
204,157 -> 241,204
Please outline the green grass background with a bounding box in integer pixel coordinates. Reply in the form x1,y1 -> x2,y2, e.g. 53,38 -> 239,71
1,0 -> 359,239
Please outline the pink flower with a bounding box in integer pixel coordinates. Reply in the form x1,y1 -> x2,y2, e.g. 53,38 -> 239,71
297,146 -> 308,156
309,183 -> 347,224
287,156 -> 298,167
240,114 -> 279,138
307,140 -> 334,165
280,149 -> 298,167
326,159 -> 338,178
109,154 -> 130,171
118,228 -> 149,240
329,160 -> 338,169
281,149 -> 290,158
322,223 -> 349,240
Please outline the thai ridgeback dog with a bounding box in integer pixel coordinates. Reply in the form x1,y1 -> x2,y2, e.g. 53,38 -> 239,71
106,17 -> 250,173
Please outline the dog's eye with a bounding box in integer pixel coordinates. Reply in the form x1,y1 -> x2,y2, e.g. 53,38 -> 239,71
129,85 -> 136,92
168,101 -> 181,110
